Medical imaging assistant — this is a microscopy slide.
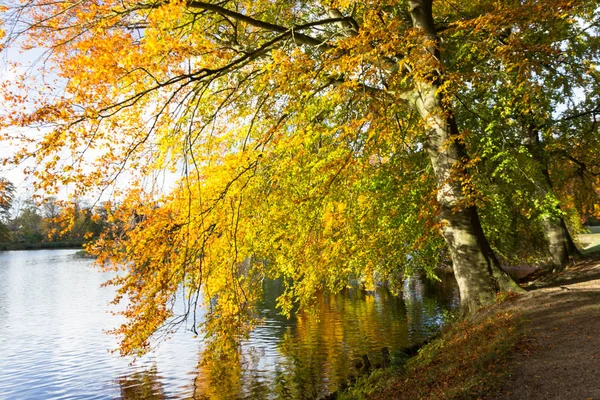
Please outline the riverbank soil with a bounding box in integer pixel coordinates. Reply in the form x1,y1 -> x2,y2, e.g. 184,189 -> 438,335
491,253 -> 600,399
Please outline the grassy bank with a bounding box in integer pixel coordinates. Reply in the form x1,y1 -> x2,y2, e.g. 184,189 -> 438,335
334,302 -> 524,400
0,240 -> 85,251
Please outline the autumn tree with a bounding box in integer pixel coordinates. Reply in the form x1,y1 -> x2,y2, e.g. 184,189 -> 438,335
551,110 -> 600,225
444,6 -> 599,270
1,0 -> 598,355
46,197 -> 110,241
39,195 -> 62,240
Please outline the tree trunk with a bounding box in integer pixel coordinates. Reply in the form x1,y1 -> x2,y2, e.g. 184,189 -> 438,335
541,215 -> 579,271
408,0 -> 523,314
524,128 -> 580,271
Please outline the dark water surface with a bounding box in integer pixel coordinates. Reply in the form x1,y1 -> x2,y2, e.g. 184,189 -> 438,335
0,250 -> 459,399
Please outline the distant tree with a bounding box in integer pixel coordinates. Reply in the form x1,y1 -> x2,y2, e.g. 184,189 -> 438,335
13,197 -> 43,242
86,202 -> 112,238
41,196 -> 62,241
0,178 -> 15,242
0,178 -> 14,220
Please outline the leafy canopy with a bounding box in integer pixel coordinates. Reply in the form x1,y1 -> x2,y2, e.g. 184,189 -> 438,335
1,0 -> 598,354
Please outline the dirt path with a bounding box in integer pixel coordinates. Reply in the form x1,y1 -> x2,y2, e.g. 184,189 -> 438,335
492,257 -> 600,399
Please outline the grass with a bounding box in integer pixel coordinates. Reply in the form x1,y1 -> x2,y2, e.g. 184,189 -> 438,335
336,304 -> 524,400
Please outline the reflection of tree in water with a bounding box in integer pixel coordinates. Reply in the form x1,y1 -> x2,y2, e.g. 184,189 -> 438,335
118,364 -> 165,400
191,337 -> 243,400
274,287 -> 411,399
423,271 -> 460,310
403,272 -> 460,342
191,336 -> 272,399
185,278 -> 458,399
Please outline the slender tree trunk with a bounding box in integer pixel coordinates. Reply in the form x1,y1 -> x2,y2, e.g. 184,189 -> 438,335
524,128 -> 580,271
408,0 -> 522,314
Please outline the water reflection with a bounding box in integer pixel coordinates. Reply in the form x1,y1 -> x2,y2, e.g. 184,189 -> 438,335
188,276 -> 460,399
118,366 -> 165,400
0,250 -> 458,399
268,287 -> 406,398
403,271 -> 460,343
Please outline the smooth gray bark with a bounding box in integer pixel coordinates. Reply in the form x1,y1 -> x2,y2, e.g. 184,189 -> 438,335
542,216 -> 579,270
523,128 -> 580,271
408,0 -> 522,314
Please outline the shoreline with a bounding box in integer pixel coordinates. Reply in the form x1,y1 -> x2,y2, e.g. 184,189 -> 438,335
0,241 -> 85,251
329,250 -> 600,399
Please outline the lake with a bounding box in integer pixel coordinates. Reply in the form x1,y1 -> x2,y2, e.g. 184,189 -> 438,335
0,249 -> 459,399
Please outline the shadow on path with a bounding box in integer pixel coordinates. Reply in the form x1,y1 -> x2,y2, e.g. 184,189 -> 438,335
492,259 -> 600,399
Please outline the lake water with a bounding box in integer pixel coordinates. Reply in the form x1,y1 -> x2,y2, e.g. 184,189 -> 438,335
0,249 -> 459,399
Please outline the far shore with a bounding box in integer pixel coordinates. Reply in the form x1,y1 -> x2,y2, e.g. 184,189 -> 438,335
0,241 -> 85,251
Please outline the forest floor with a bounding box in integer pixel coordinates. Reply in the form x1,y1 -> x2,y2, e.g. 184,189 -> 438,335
337,231 -> 600,400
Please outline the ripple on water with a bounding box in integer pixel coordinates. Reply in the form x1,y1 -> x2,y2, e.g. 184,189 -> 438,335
0,249 -> 458,399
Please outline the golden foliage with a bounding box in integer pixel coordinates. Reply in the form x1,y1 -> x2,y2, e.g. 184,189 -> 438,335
0,0 -> 597,354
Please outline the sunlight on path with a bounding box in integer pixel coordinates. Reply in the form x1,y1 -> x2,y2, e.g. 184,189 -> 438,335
578,227 -> 600,252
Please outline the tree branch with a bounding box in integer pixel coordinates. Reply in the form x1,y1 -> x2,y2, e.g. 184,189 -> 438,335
540,106 -> 600,128
185,1 -> 341,48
